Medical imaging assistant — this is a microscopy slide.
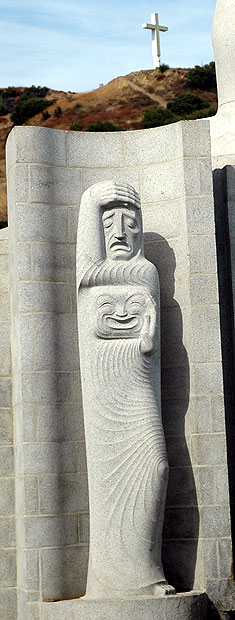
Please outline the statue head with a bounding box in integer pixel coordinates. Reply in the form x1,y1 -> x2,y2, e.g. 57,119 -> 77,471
99,182 -> 142,261
102,204 -> 141,261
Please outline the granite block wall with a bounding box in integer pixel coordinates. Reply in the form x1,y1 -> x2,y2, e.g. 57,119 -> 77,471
0,227 -> 17,619
5,121 -> 234,619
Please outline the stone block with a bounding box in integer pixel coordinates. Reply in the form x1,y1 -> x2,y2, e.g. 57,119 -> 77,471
206,305 -> 222,361
200,506 -> 231,537
16,204 -> 69,243
186,196 -> 215,235
0,478 -> 15,514
122,598 -> 166,620
190,275 -> 218,306
202,539 -> 218,580
162,398 -> 191,437
165,591 -> 207,620
183,159 -> 201,196
68,206 -> 79,244
79,513 -> 89,543
76,442 -> 87,472
33,315 -> 79,371
0,257 -> 9,292
17,514 -> 78,548
13,241 -> 31,281
39,473 -> 88,513
12,372 -> 22,407
191,433 -> 226,466
190,307 -> 207,363
195,396 -> 212,433
30,165 -> 81,205
0,588 -> 17,620
0,292 -> 10,321
199,158 -> 213,194
82,167 -> 140,196
37,403 -> 82,441
198,466 -> 215,505
14,164 -> 30,202
21,370 -> 74,403
211,395 -> 226,432
181,119 -> 210,158
124,122 -> 182,166
67,131 -> 124,168
215,465 -> 230,504
166,466 -> 197,507
27,602 -> 40,620
31,242 -> 75,282
163,506 -> 198,539
15,442 -> 76,475
9,126 -> 67,166
14,404 -> 37,443
0,517 -> 16,547
16,476 -> 39,516
18,282 -> 71,314
0,549 -> 16,586
0,446 -> 14,475
0,409 -> 13,444
41,599 -> 121,620
41,545 -> 88,600
218,539 -> 233,578
142,160 -> 184,203
143,200 -> 181,241
161,365 -> 189,400
193,362 -> 223,395
18,314 -> 34,371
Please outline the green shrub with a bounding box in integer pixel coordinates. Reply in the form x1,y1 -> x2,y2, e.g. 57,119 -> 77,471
86,121 -> 125,131
159,63 -> 169,73
11,97 -> 51,124
22,85 -> 49,99
69,121 -> 83,131
141,107 -> 178,128
187,106 -> 217,120
167,92 -> 210,116
186,62 -> 217,92
42,110 -> 50,120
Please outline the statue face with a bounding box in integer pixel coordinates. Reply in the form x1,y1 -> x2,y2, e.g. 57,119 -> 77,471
102,205 -> 141,261
95,289 -> 148,339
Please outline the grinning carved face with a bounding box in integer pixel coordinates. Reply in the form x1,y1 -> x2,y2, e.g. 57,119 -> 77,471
102,205 -> 142,261
95,291 -> 147,339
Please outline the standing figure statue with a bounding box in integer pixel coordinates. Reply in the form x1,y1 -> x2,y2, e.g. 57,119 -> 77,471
76,181 -> 175,599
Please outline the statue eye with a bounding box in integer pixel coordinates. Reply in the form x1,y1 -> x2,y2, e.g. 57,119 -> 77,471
103,219 -> 113,229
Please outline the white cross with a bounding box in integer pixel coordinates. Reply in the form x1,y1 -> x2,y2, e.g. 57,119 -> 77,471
142,13 -> 168,69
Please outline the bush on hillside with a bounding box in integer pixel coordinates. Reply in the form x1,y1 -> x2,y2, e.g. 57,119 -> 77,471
11,97 -> 52,124
141,107 -> 178,128
159,63 -> 169,73
167,92 -> 210,116
86,121 -> 125,131
70,121 -> 83,131
22,85 -> 49,99
187,106 -> 217,120
54,106 -> 62,118
186,62 -> 217,92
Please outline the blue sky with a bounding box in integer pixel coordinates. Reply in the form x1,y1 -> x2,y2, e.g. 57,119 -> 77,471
0,0 -> 215,92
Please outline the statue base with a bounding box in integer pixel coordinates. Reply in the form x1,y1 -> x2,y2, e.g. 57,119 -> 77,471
39,591 -> 207,619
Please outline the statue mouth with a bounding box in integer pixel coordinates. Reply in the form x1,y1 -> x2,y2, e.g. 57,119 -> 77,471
110,241 -> 130,252
106,315 -> 138,329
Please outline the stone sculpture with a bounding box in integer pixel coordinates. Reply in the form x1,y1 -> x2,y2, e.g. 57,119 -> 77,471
76,181 -> 175,599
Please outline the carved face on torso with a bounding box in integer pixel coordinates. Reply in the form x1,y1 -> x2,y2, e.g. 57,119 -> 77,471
102,205 -> 142,261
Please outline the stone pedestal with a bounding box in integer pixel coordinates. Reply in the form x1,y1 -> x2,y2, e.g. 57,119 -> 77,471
39,592 -> 207,620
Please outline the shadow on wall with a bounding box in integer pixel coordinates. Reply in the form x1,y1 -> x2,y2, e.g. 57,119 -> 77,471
213,166 -> 235,569
144,232 -> 199,592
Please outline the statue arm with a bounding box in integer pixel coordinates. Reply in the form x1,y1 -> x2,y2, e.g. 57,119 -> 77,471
140,297 -> 157,355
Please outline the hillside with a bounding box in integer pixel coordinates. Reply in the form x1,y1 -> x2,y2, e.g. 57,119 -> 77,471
0,66 -> 217,223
